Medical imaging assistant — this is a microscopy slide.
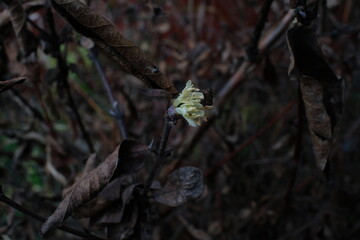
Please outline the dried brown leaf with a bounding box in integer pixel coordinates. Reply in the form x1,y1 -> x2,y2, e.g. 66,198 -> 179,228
115,139 -> 153,176
90,182 -> 141,227
0,77 -> 26,93
287,24 -> 343,172
300,76 -> 334,171
107,203 -> 139,240
50,0 -> 177,95
82,153 -> 98,176
41,139 -> 151,235
40,145 -> 120,236
138,88 -> 173,99
152,166 -> 204,207
74,175 -> 134,220
62,153 -> 97,197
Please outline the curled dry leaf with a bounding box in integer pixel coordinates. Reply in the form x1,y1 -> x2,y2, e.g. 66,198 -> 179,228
152,166 -> 204,207
73,175 -> 134,219
0,77 -> 26,93
114,139 -> 153,176
50,0 -> 177,95
62,153 -> 97,197
138,88 -> 173,99
107,203 -> 139,240
41,139 -> 151,235
40,145 -> 121,236
89,182 -> 141,227
287,23 -> 343,172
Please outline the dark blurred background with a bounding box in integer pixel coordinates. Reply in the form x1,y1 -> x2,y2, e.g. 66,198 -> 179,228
1,0 -> 360,239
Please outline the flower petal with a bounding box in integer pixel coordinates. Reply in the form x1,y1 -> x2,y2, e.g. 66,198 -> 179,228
172,80 -> 210,127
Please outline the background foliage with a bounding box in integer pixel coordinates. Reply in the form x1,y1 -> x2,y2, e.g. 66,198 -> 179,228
1,0 -> 360,239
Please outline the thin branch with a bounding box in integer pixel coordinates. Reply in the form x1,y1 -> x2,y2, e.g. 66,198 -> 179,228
0,186 -> 105,240
10,89 -> 44,122
45,7 -> 95,152
88,49 -> 128,139
142,116 -> 173,196
246,0 -> 274,62
205,101 -> 296,177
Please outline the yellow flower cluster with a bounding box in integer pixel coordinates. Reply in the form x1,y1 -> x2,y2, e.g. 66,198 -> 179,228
172,80 -> 210,127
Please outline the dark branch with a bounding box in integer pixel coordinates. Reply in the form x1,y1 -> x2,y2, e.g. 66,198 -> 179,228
246,0 -> 274,62
142,116 -> 173,196
45,6 -> 95,152
0,186 -> 105,240
88,48 -> 128,139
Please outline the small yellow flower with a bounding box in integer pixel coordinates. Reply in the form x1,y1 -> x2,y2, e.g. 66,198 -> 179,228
172,80 -> 210,127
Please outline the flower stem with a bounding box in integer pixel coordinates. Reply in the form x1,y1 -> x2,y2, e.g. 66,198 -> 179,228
142,116 -> 173,196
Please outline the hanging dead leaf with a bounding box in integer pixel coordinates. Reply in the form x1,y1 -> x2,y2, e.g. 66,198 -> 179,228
114,139 -> 153,176
62,153 -> 97,197
40,145 -> 121,236
138,88 -> 173,99
89,181 -> 141,227
82,153 -> 98,176
107,202 -> 139,240
40,139 -> 151,235
0,77 -> 26,93
73,175 -> 133,219
287,22 -> 343,172
50,0 -> 177,95
152,166 -> 204,207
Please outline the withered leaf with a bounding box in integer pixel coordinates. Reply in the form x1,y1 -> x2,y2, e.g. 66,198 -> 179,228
0,77 -> 26,93
287,24 -> 343,172
90,182 -> 141,227
73,175 -> 133,219
138,88 -> 173,99
107,202 -> 139,240
114,139 -> 153,176
41,139 -> 151,235
152,166 -> 204,207
62,153 -> 97,197
40,145 -> 121,236
82,153 -> 98,176
50,0 -> 177,95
